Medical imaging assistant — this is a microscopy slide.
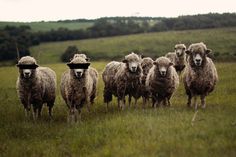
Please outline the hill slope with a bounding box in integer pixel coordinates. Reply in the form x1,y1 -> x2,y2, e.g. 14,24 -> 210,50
30,27 -> 236,64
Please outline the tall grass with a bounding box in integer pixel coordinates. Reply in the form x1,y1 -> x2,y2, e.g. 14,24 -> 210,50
0,62 -> 235,157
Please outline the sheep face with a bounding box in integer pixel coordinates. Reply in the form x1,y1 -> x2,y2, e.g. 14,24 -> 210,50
186,43 -> 211,67
141,58 -> 153,76
174,44 -> 186,57
17,56 -> 38,79
123,52 -> 141,73
67,55 -> 90,79
154,57 -> 173,77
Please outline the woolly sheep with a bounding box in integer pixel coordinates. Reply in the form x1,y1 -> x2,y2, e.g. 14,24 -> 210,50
128,57 -> 153,108
102,52 -> 142,110
165,44 -> 187,74
16,56 -> 56,120
60,54 -> 98,122
183,42 -> 218,110
146,57 -> 179,107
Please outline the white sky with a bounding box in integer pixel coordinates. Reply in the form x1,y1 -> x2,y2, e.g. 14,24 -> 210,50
0,0 -> 235,22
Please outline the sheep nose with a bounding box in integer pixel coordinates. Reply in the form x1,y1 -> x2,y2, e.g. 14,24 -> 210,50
132,67 -> 137,71
160,71 -> 166,76
196,59 -> 201,62
76,71 -> 82,75
25,72 -> 30,75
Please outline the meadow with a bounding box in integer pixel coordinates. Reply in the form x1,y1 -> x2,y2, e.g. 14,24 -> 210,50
0,61 -> 236,157
30,27 -> 236,64
0,21 -> 93,32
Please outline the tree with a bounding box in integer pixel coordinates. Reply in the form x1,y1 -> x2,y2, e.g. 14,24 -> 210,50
61,45 -> 79,62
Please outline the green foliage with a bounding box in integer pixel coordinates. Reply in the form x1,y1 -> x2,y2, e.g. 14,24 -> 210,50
61,45 -> 79,62
0,62 -> 235,156
0,25 -> 38,61
30,27 -> 236,64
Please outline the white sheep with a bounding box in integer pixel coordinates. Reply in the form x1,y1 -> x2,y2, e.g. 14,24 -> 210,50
16,56 -> 56,120
183,42 -> 218,110
60,54 -> 98,122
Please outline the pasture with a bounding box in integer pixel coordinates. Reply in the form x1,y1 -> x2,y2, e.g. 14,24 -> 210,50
30,27 -> 236,64
0,61 -> 235,157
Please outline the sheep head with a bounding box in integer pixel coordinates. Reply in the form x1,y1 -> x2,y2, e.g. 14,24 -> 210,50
174,44 -> 186,57
186,42 -> 211,67
16,56 -> 39,79
122,52 -> 142,73
67,55 -> 90,79
153,57 -> 173,77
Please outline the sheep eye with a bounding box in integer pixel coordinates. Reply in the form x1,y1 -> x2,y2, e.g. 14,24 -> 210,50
183,48 -> 186,50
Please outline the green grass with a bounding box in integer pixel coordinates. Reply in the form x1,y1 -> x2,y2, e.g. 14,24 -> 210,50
30,27 -> 236,64
0,21 -> 93,32
0,62 -> 235,157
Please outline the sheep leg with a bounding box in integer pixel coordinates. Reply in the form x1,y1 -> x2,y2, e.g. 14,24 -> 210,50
134,98 -> 138,108
106,102 -> 109,112
142,97 -> 146,109
187,94 -> 192,107
193,96 -> 198,110
128,95 -> 132,108
37,104 -> 43,118
32,104 -> 38,121
201,95 -> 206,109
47,103 -> 53,119
24,103 -> 31,118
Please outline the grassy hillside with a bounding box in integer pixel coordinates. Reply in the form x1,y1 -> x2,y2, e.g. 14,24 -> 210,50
0,62 -> 235,156
0,21 -> 93,32
30,27 -> 236,64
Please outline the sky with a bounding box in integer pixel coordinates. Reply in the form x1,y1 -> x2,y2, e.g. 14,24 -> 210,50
0,0 -> 235,22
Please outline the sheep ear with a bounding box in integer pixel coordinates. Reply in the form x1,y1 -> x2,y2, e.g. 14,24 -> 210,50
140,54 -> 145,59
85,58 -> 90,61
185,50 -> 191,55
206,49 -> 212,55
153,61 -> 158,65
35,64 -> 39,68
122,59 -> 128,63
67,63 -> 73,68
169,62 -> 174,66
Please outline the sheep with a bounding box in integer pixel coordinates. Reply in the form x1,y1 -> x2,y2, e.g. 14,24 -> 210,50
16,56 -> 56,120
146,57 -> 179,108
128,57 -> 154,108
60,54 -> 98,122
102,52 -> 142,110
165,44 -> 187,74
183,42 -> 218,110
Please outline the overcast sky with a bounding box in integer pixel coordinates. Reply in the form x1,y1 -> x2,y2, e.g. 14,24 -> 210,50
0,0 -> 235,22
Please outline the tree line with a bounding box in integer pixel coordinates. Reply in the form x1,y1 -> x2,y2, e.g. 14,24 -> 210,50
0,13 -> 236,61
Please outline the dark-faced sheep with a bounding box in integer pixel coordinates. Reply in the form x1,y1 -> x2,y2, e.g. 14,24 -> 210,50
166,44 -> 187,74
16,56 -> 56,120
60,54 -> 98,122
183,42 -> 218,110
146,57 -> 179,108
102,52 -> 142,110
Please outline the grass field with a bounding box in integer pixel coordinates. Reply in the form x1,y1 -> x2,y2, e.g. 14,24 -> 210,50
0,61 -> 235,157
30,27 -> 236,64
0,21 -> 93,32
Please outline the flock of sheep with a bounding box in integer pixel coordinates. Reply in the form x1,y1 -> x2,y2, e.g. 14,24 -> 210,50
16,42 -> 218,122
